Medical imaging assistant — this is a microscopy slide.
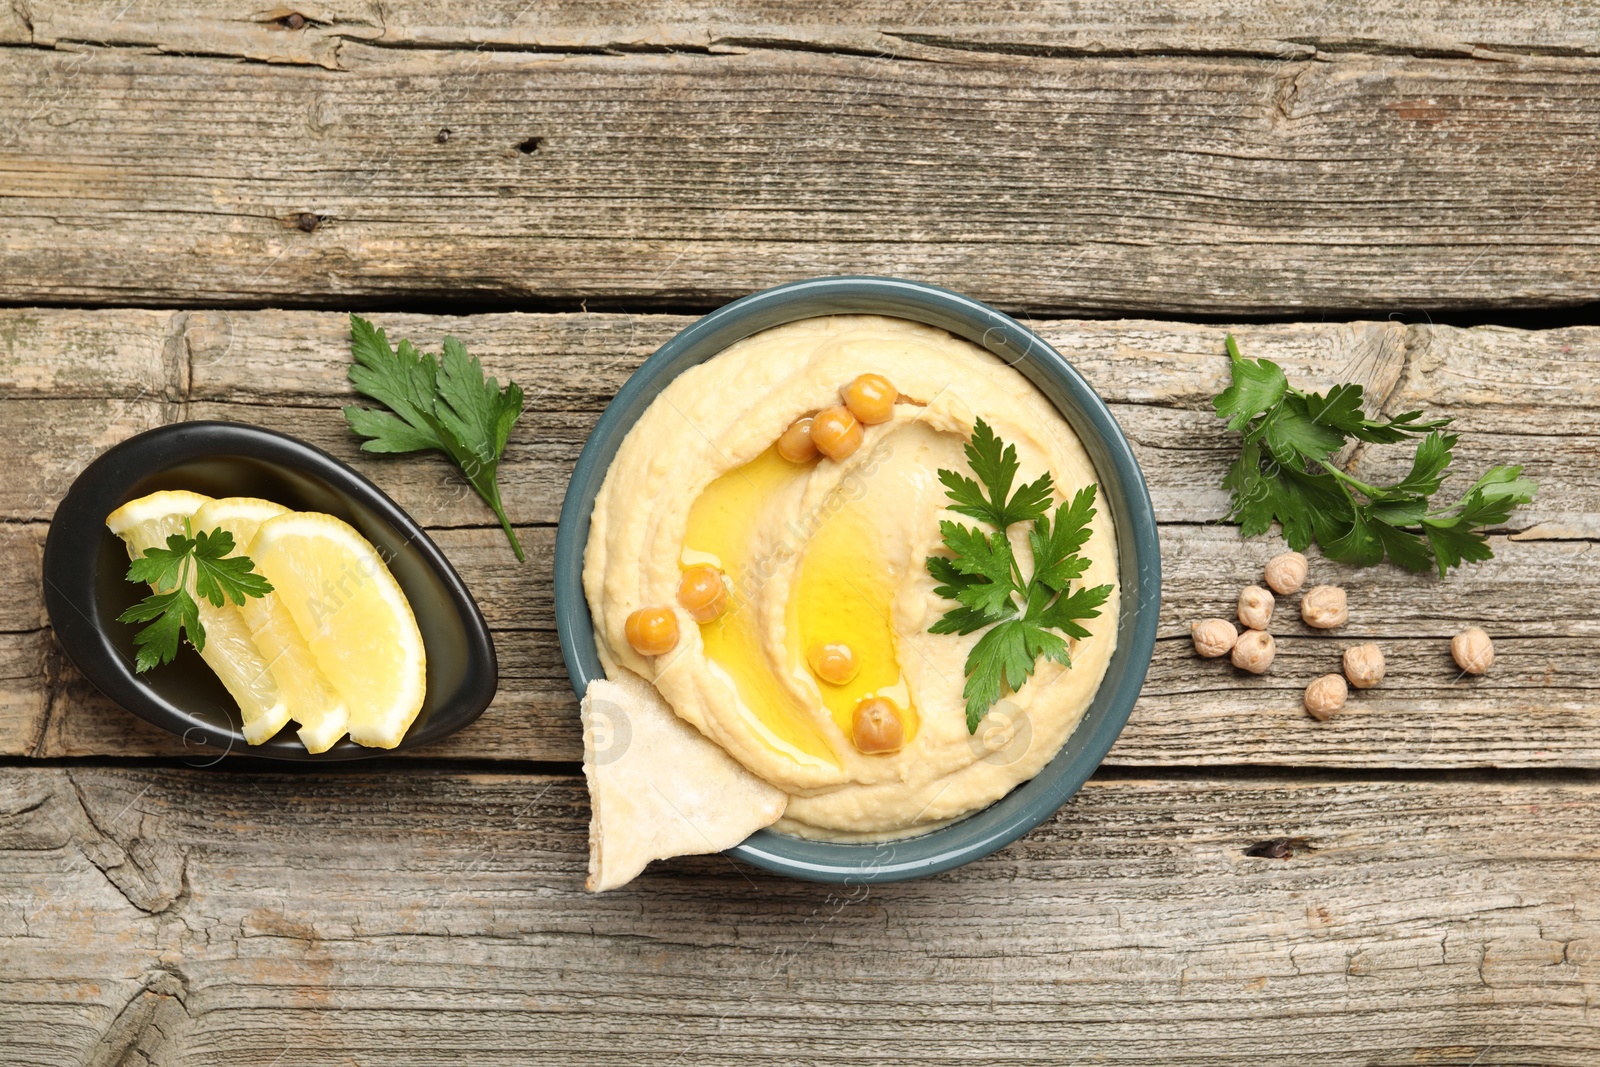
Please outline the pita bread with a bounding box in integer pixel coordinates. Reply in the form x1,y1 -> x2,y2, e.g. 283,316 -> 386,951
581,669 -> 787,892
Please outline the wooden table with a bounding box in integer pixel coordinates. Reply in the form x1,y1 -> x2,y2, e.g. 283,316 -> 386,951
3,3 -> 1599,1062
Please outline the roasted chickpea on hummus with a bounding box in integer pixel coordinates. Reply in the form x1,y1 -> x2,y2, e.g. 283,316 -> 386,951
582,315 -> 1119,851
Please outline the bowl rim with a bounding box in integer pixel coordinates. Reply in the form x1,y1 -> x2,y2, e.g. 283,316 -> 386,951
41,419 -> 499,761
555,275 -> 1160,882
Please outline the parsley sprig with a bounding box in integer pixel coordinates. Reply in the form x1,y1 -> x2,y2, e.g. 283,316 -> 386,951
116,524 -> 273,673
925,419 -> 1114,732
343,314 -> 527,561
1216,334 -> 1537,575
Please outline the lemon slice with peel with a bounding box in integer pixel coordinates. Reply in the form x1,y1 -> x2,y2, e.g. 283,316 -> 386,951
106,490 -> 214,541
107,490 -> 291,740
191,497 -> 352,751
249,512 -> 426,749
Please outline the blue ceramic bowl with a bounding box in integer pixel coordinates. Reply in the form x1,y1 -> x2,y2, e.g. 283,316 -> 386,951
555,277 -> 1159,882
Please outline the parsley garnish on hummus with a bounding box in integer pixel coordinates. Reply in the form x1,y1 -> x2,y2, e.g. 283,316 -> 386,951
926,419 -> 1114,732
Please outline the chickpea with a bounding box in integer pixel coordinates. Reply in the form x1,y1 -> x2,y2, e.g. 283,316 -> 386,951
1304,673 -> 1348,721
841,373 -> 898,425
851,697 -> 905,754
1451,627 -> 1494,675
676,565 -> 729,624
1191,618 -> 1238,658
1230,629 -> 1275,674
1301,585 -> 1348,629
810,405 -> 863,462
1342,643 -> 1385,689
624,606 -> 679,657
1264,551 -> 1308,595
1237,585 -> 1275,631
776,416 -> 819,463
807,642 -> 859,686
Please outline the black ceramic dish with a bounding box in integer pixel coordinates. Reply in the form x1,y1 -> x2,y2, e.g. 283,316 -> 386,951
42,421 -> 498,760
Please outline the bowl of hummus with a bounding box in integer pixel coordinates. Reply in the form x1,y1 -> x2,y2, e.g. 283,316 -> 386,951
556,277 -> 1159,887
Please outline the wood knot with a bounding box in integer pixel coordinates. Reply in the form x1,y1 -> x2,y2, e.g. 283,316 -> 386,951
261,8 -> 316,31
1243,837 -> 1312,860
293,212 -> 322,232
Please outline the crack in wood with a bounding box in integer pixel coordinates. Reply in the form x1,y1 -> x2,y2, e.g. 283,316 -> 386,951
82,965 -> 191,1067
9,25 -> 1597,65
62,768 -> 189,915
8,0 -> 31,42
27,627 -> 63,758
1243,836 -> 1315,859
165,309 -> 191,410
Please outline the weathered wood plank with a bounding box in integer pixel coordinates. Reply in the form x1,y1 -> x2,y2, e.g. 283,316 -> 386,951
2,307 -> 1593,765
0,631 -> 49,756
15,524 -> 1600,767
19,0 -> 1600,63
4,765 -> 1599,1063
7,310 -> 1597,532
0,309 -> 179,399
3,47 -> 1599,313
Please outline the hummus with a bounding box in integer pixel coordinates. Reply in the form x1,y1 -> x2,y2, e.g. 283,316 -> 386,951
583,315 -> 1119,841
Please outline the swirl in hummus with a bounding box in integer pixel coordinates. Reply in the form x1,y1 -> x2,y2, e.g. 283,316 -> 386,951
583,315 -> 1119,841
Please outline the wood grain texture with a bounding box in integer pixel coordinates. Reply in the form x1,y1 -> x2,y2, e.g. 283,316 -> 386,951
2,45 -> 1599,314
8,309 -> 1599,531
18,523 -> 1599,766
17,0 -> 1600,62
3,5 -> 1593,1055
3,764 -> 1600,1065
2,307 -> 1594,766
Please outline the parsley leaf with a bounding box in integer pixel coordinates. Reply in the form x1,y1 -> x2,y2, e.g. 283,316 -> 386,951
190,529 -> 274,607
937,521 -> 1018,617
343,315 -> 527,561
119,589 -> 201,673
1029,484 -> 1098,591
1213,335 -> 1288,431
938,418 -> 1054,530
925,420 -> 1114,732
125,533 -> 197,591
1262,394 -> 1348,465
1214,334 -> 1536,576
116,523 -> 273,673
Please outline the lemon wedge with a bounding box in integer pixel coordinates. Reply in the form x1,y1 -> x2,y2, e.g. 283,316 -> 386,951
190,498 -> 352,751
249,512 -> 426,749
107,490 -> 291,739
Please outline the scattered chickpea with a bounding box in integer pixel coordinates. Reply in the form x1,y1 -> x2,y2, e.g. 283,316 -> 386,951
1264,551 -> 1308,595
1304,673 -> 1348,721
851,697 -> 905,754
1237,585 -> 1275,631
624,606 -> 679,657
1451,627 -> 1494,675
810,405 -> 864,462
1342,643 -> 1385,689
776,415 -> 819,463
676,565 -> 729,624
1230,629 -> 1276,674
1301,585 -> 1348,629
841,373 -> 898,425
808,642 -> 859,686
1191,618 -> 1238,658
